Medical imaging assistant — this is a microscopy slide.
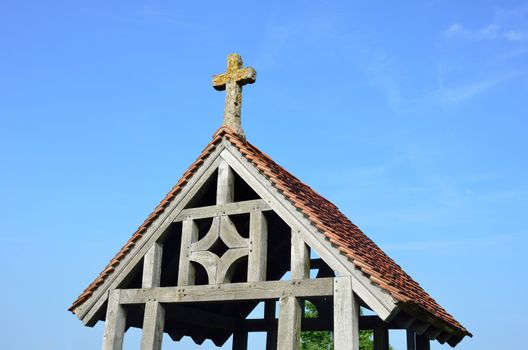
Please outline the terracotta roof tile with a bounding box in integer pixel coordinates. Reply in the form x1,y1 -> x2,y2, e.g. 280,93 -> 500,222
69,127 -> 470,338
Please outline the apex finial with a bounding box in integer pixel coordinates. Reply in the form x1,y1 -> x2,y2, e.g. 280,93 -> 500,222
212,54 -> 256,138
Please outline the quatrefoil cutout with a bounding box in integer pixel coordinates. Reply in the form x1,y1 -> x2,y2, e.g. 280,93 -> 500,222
188,216 -> 249,284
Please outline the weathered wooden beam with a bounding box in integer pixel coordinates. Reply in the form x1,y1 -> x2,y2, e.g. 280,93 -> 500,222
174,199 -> 271,222
277,296 -> 302,350
177,219 -> 198,286
406,329 -> 416,350
334,276 -> 359,350
374,327 -> 389,350
291,230 -> 310,280
80,150 -> 224,325
142,242 -> 162,288
140,301 -> 165,350
265,300 -> 277,350
102,290 -> 126,350
220,147 -> 397,320
217,160 -> 234,204
415,334 -> 430,350
120,278 -> 334,304
248,210 -> 268,282
232,331 -> 248,350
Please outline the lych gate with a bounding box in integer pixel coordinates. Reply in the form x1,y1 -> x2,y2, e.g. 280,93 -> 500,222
69,54 -> 471,350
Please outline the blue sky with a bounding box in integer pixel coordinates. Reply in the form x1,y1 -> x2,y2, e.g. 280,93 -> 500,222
1,1 -> 527,349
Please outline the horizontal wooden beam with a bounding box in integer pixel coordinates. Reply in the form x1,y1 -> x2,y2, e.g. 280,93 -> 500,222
119,278 -> 334,304
174,199 -> 271,222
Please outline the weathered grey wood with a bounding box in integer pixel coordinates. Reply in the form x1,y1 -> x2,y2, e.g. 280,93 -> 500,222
189,250 -> 218,283
406,329 -> 416,350
232,331 -> 248,350
102,290 -> 126,350
334,276 -> 359,350
140,301 -> 165,350
415,334 -> 430,350
248,211 -> 268,282
189,247 -> 249,284
79,148 -> 225,325
119,278 -> 334,304
219,146 -> 397,320
277,296 -> 302,350
374,327 -> 389,350
191,216 -> 247,252
216,247 -> 249,283
291,230 -> 310,280
142,242 -> 163,288
175,199 -> 270,221
219,215 -> 248,248
217,160 -> 234,204
178,219 -> 199,286
191,216 -> 220,252
265,300 -> 277,350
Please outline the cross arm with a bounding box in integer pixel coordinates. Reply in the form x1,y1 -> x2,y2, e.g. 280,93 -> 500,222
212,73 -> 228,91
212,67 -> 256,91
234,67 -> 256,85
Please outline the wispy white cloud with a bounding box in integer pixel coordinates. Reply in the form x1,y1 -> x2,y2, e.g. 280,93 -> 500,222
431,73 -> 514,104
495,3 -> 528,19
445,3 -> 528,44
445,23 -> 528,42
445,23 -> 500,40
503,30 -> 528,42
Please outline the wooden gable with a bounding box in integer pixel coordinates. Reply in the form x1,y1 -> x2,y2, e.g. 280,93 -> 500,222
70,54 -> 470,350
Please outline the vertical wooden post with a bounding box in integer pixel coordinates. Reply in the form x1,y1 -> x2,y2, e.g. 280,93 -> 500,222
374,327 -> 389,350
140,301 -> 165,350
141,243 -> 165,349
406,330 -> 416,350
415,334 -> 430,350
102,290 -> 126,350
265,300 -> 277,350
333,276 -> 359,350
217,160 -> 234,204
143,242 -> 163,288
178,219 -> 198,286
275,229 -> 310,349
277,296 -> 302,350
232,331 -> 248,350
291,230 -> 310,280
248,211 -> 267,282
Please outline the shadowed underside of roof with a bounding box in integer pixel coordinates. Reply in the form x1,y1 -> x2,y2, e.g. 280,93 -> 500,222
69,126 -> 471,340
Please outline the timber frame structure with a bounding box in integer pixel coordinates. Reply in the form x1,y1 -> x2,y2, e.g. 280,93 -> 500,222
69,54 -> 471,350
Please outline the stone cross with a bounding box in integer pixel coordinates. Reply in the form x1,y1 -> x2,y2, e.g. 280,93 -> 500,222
212,53 -> 256,138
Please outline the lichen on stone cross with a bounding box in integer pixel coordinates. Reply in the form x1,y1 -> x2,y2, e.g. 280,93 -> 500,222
212,53 -> 256,138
